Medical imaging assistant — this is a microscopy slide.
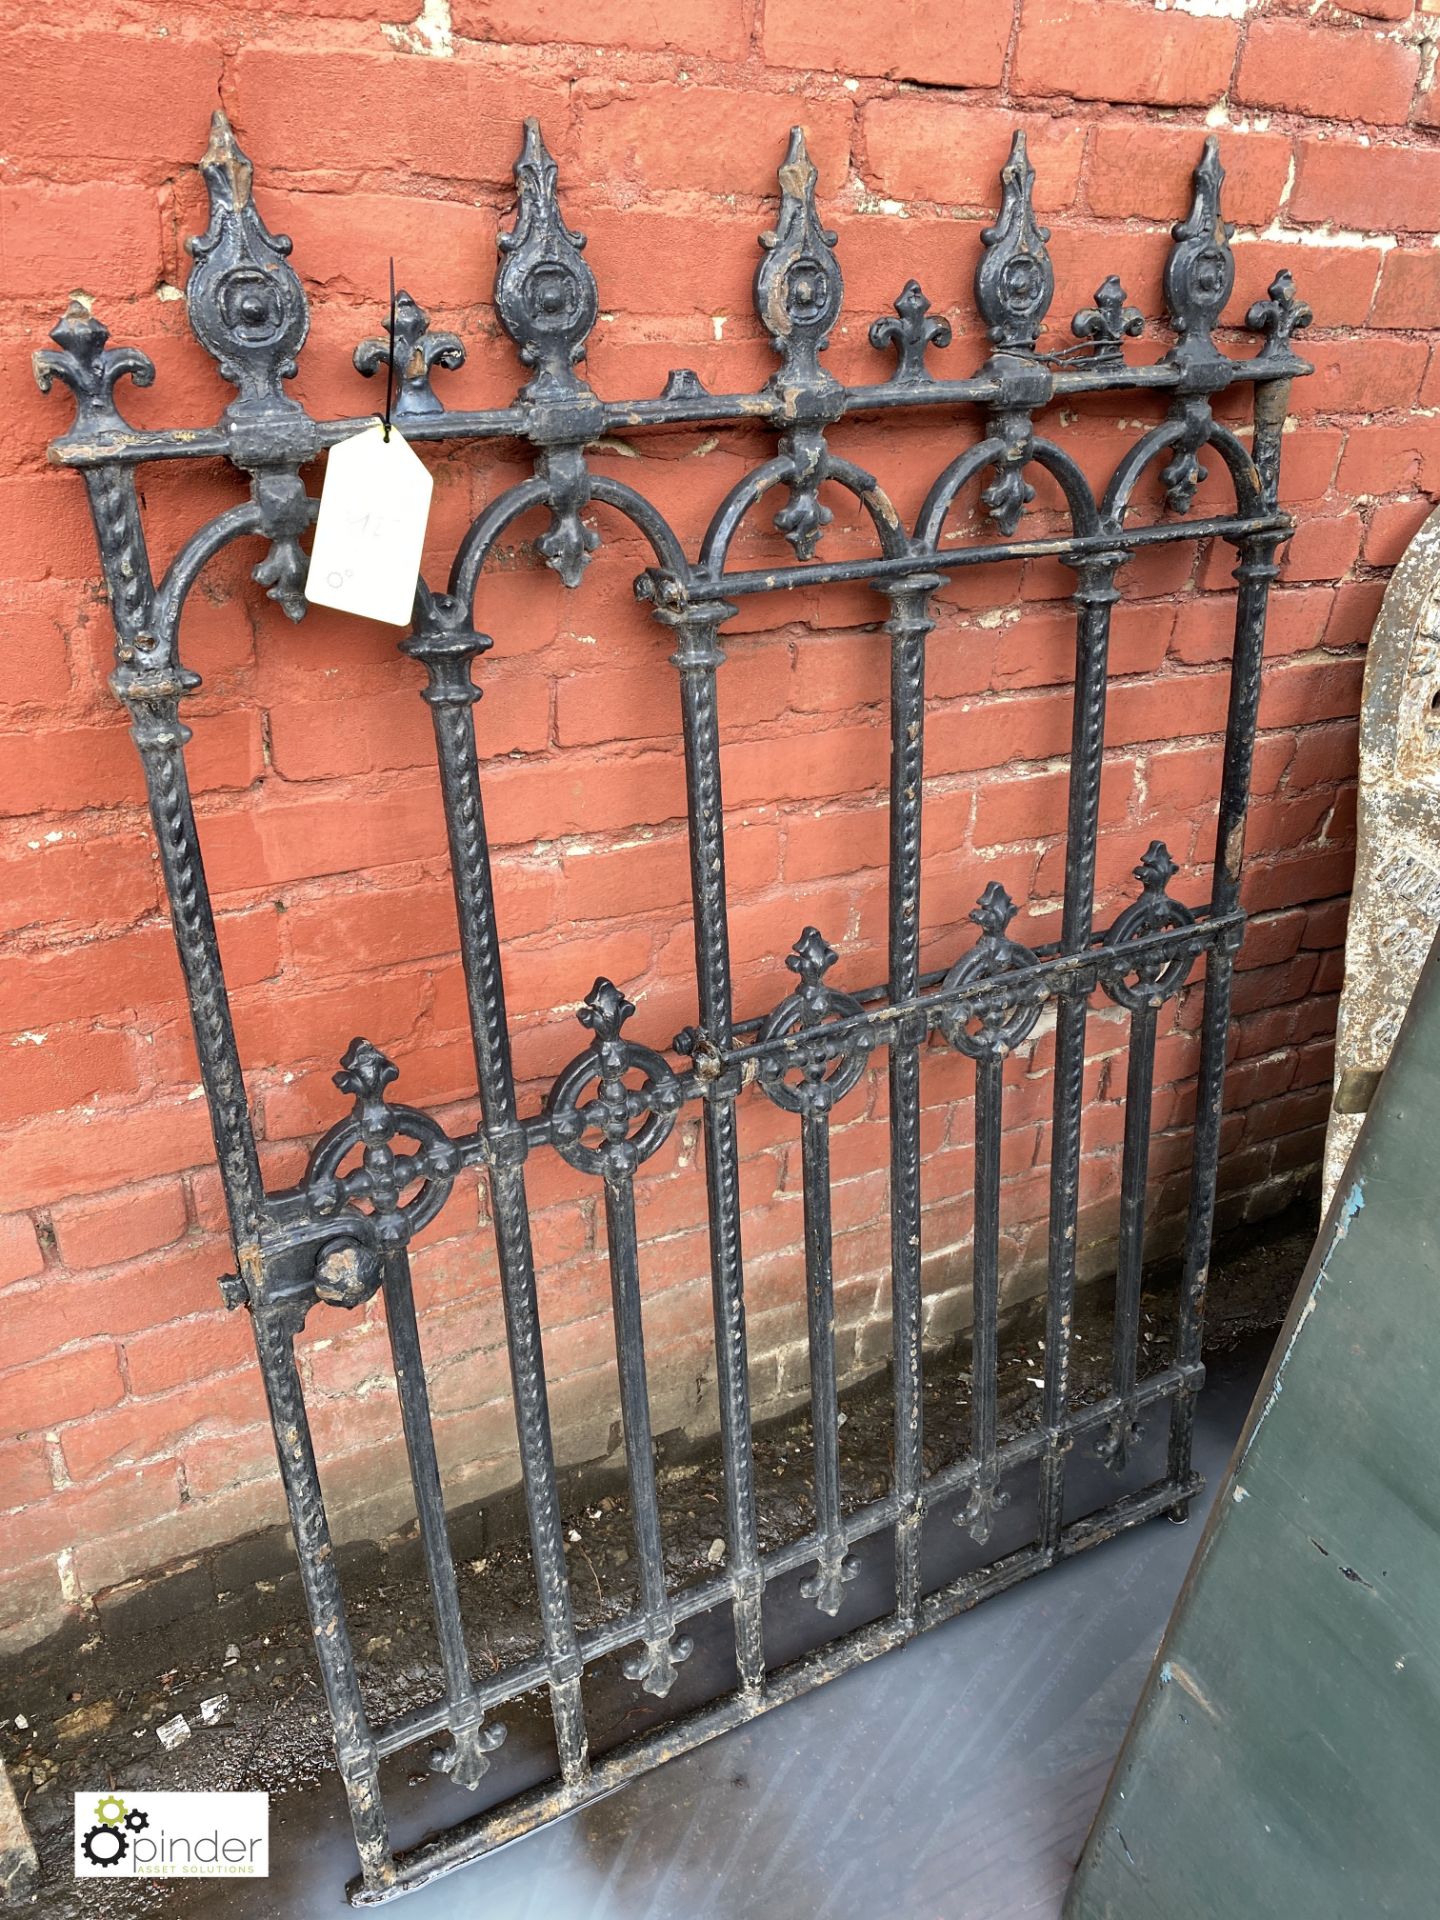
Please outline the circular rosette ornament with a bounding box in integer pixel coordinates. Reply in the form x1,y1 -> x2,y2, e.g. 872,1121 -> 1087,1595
302,1039 -> 462,1308
757,928 -> 868,1116
1100,842 -> 1197,1013
548,980 -> 682,1177
939,884 -> 1044,1060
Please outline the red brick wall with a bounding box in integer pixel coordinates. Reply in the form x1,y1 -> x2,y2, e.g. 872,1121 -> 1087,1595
2,0 -> 1430,1647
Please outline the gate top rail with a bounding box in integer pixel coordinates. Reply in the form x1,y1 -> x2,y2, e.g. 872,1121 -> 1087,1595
37,114 -> 1310,587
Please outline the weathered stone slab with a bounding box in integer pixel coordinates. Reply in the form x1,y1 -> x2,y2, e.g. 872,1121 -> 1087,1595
1323,504 -> 1440,1211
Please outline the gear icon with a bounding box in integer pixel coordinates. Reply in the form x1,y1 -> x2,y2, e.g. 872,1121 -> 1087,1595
93,1795 -> 127,1827
124,1807 -> 149,1833
81,1823 -> 129,1868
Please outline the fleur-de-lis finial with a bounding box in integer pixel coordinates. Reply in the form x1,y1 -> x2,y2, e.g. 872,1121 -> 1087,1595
185,111 -> 309,421
1246,269 -> 1313,362
756,127 -> 843,391
976,132 -> 1054,354
870,280 -> 951,386
334,1037 -> 400,1104
1135,840 -> 1180,895
786,925 -> 839,989
1070,276 -> 1144,366
354,290 -> 465,421
33,299 -> 155,435
970,881 -> 1019,941
1164,137 -> 1234,367
577,977 -> 635,1046
495,119 -> 598,402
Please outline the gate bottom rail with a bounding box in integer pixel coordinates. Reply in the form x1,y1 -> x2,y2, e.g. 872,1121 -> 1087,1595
368,1358 -> 1205,1765
355,1466 -> 1202,1906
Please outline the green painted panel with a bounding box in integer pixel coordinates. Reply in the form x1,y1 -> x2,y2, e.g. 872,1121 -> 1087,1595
1067,938 -> 1440,1920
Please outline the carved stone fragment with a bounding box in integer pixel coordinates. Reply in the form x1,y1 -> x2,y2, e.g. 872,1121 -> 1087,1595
1324,505 -> 1440,1209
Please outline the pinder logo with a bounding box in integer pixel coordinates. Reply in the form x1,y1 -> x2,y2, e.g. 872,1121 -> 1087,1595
74,1792 -> 268,1879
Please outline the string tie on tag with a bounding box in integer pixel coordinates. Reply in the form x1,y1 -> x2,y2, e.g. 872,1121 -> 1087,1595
383,256 -> 396,444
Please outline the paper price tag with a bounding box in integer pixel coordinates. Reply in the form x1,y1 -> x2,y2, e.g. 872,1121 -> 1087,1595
304,422 -> 433,627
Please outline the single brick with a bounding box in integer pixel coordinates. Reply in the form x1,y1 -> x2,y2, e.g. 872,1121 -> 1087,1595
0,28 -> 222,166
1290,138 -> 1440,232
0,1345 -> 125,1430
573,84 -> 853,199
49,1183 -> 190,1272
1236,19 -> 1419,125
456,0 -> 746,57
1013,0 -> 1240,108
0,183 -> 162,300
1370,249 -> 1440,330
768,0 -> 1010,86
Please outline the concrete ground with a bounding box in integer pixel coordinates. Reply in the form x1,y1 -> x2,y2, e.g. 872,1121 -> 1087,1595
158,1338 -> 1268,1920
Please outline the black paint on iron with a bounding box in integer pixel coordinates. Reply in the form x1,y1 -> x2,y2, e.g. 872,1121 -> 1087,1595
34,115 -> 1311,1904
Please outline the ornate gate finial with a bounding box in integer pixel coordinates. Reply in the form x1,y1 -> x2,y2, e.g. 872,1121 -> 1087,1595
976,131 -> 1054,354
495,119 -> 599,402
185,111 -> 309,423
755,126 -> 843,391
1164,136 -> 1234,367
1246,269 -> 1313,366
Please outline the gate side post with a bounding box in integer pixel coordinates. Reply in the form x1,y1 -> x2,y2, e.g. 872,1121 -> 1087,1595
1167,377 -> 1292,1516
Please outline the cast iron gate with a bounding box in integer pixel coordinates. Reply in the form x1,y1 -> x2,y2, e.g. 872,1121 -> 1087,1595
36,112 -> 1310,1902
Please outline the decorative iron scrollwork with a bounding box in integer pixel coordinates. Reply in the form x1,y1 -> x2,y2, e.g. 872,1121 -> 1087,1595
303,1039 -> 462,1305
428,1715 -> 507,1792
249,468 -> 316,623
1160,395 -> 1213,517
186,111 -> 309,422
1155,141 -> 1241,515
800,1540 -> 860,1618
939,885 -> 1044,1058
622,1630 -> 695,1699
1099,843 -> 1198,1011
548,980 -> 682,1177
870,280 -> 951,387
973,133 -> 1055,536
355,290 -> 465,422
757,928 -> 868,1114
